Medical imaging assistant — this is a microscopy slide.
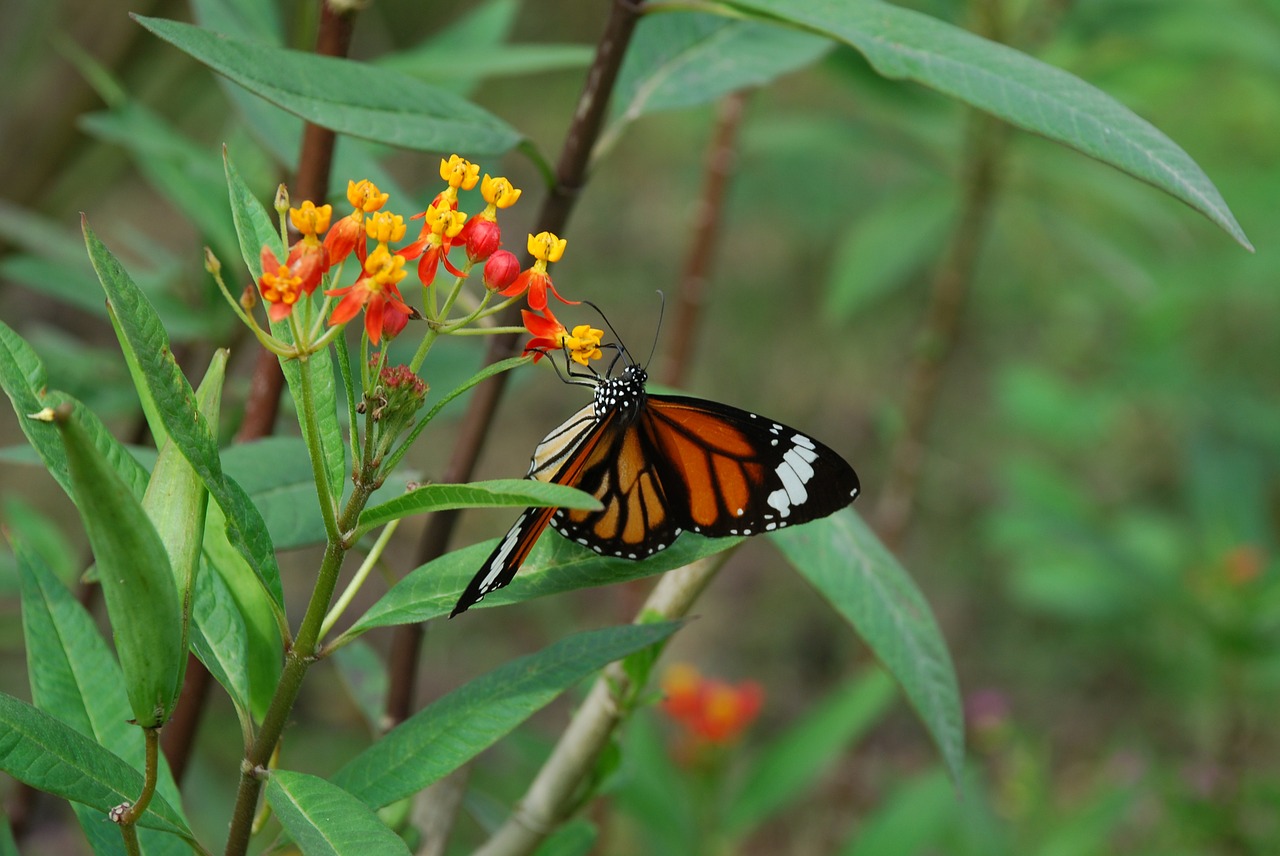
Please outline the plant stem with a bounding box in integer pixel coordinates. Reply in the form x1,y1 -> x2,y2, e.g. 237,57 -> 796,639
475,554 -> 730,856
296,352 -> 340,542
222,480 -> 374,856
871,110 -> 1008,551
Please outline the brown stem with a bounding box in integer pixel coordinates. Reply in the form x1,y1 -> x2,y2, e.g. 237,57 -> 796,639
382,0 -> 649,728
871,112 -> 1008,551
159,1 -> 357,782
658,90 -> 750,388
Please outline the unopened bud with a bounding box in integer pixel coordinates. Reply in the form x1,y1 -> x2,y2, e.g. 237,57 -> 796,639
483,250 -> 521,291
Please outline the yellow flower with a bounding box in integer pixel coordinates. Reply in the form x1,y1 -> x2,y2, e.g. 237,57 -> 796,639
562,324 -> 604,366
365,211 -> 406,245
527,231 -> 567,263
290,200 -> 332,237
425,202 -> 466,239
481,174 -> 522,209
347,179 -> 389,213
439,154 -> 480,191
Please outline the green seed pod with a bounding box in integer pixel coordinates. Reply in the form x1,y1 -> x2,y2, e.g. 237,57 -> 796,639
140,349 -> 226,707
55,404 -> 184,728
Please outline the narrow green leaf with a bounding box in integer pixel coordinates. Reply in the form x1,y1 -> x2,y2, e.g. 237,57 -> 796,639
202,502 -> 284,722
725,668 -> 897,835
838,769 -> 959,856
334,622 -> 680,808
331,641 -> 389,736
532,820 -> 598,856
83,218 -> 284,608
356,480 -> 602,535
136,15 -> 522,155
730,0 -> 1252,249
222,148 -> 279,281
771,510 -> 965,784
266,771 -> 411,856
0,321 -> 149,501
824,187 -> 953,320
14,538 -> 186,817
345,532 -> 739,636
55,406 -> 184,727
0,692 -> 193,840
610,12 -> 830,122
78,101 -> 239,260
189,553 -> 254,728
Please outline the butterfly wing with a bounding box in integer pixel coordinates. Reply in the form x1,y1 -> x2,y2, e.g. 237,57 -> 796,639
553,394 -> 859,555
451,402 -> 614,617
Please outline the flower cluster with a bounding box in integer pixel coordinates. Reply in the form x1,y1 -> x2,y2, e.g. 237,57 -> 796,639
234,153 -> 603,369
660,663 -> 764,749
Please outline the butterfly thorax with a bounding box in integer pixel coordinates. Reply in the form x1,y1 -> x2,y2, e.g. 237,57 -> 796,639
593,365 -> 647,426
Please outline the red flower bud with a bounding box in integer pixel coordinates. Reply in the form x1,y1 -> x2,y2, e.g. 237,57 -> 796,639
463,217 -> 502,263
484,250 -> 521,291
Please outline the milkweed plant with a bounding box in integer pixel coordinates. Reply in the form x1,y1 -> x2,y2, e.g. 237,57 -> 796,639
0,2 -> 1251,855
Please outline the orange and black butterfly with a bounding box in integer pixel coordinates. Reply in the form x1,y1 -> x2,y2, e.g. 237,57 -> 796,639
451,330 -> 860,617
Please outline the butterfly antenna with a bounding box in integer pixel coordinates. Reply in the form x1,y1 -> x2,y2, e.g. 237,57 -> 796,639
583,300 -> 632,366
644,290 -> 665,370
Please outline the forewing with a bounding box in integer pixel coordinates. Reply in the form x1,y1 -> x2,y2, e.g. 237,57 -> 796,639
642,395 -> 860,537
451,403 -> 607,617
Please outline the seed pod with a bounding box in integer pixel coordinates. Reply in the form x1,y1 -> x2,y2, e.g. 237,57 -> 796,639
140,350 -> 226,706
55,404 -> 184,728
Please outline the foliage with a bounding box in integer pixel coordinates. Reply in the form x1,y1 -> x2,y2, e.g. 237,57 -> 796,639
0,0 -> 1274,854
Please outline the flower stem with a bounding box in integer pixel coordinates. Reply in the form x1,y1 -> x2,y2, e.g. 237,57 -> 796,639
320,518 -> 400,641
297,352 -> 340,543
114,725 -> 161,856
222,482 -> 375,856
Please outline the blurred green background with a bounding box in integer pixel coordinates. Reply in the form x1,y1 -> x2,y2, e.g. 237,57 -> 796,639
1,0 -> 1277,853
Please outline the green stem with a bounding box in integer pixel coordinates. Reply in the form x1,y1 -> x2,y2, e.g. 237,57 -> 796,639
297,353 -> 341,543
336,332 -> 361,473
116,726 -> 161,855
222,482 -> 375,856
408,327 -> 440,374
320,518 -> 401,642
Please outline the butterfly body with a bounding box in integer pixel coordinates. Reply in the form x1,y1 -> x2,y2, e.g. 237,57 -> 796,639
451,362 -> 859,617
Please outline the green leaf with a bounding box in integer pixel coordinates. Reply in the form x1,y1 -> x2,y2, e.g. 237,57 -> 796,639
770,510 -> 965,784
14,539 -> 187,825
838,768 -> 959,856
136,15 -> 522,156
334,622 -> 680,808
78,101 -> 239,261
266,771 -> 411,856
610,12 -> 830,122
0,692 -> 194,840
202,502 -> 284,722
729,0 -> 1252,250
189,553 -> 254,728
331,640 -> 389,736
222,149 -> 279,281
824,186 -> 953,320
724,668 -> 897,835
55,406 -> 184,728
346,532 -> 739,636
83,218 -> 285,608
0,321 -> 149,502
356,479 -> 602,535
532,820 -> 598,856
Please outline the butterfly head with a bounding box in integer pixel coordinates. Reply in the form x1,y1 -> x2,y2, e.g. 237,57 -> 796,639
594,363 -> 648,424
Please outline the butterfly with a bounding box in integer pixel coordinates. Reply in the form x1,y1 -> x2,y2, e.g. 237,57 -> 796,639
451,334 -> 860,617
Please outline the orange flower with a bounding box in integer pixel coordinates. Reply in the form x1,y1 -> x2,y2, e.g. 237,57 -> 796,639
660,664 -> 763,746
324,179 -> 389,266
257,246 -> 303,322
521,307 -> 603,366
400,199 -> 467,287
286,200 -> 332,294
500,231 -> 577,311
325,245 -> 412,345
